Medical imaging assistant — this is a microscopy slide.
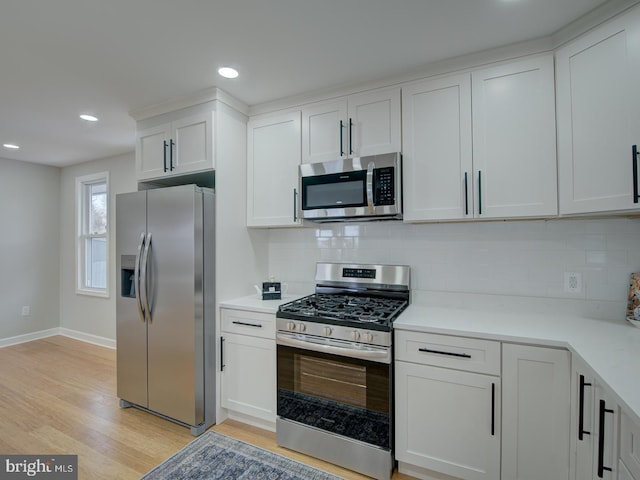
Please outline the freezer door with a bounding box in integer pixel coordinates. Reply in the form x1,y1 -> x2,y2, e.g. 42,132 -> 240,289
116,191 -> 149,408
146,185 -> 204,426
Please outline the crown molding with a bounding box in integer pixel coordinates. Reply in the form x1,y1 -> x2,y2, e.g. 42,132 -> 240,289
129,86 -> 249,121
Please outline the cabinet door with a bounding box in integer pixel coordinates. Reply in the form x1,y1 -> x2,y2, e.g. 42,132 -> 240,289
172,112 -> 214,175
571,356 -> 597,480
472,55 -> 558,218
246,111 -> 302,227
402,73 -> 473,221
502,344 -> 571,480
220,332 -> 276,423
620,411 -> 640,480
593,385 -> 618,480
395,361 -> 500,480
301,99 -> 347,163
348,87 -> 401,158
136,123 -> 171,181
556,5 -> 640,214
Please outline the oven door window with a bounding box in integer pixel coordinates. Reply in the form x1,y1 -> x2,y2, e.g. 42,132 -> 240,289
277,345 -> 391,449
301,170 -> 366,210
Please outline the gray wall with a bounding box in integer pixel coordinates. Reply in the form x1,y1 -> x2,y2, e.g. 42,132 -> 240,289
58,152 -> 136,342
0,158 -> 60,339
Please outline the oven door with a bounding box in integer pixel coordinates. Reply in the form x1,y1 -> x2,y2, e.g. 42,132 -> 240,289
276,333 -> 392,449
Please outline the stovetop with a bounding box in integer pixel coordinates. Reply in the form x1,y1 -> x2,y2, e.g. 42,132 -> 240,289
277,293 -> 408,332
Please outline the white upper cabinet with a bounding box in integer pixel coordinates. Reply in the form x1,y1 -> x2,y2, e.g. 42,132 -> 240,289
246,110 -> 302,227
301,87 -> 401,164
402,73 -> 473,221
556,5 -> 640,215
402,55 -> 557,221
472,55 -> 558,219
136,111 -> 214,182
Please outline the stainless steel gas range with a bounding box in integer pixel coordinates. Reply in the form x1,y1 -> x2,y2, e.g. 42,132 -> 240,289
275,262 -> 410,480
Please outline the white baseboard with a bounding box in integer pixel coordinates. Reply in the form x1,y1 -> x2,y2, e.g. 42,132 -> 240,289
0,327 -> 116,350
0,328 -> 61,349
58,328 -> 116,349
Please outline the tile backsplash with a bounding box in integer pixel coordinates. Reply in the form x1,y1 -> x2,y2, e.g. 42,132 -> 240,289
267,218 -> 640,318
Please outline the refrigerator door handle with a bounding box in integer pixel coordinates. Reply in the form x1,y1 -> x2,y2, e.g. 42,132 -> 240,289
141,233 -> 153,323
134,232 -> 146,322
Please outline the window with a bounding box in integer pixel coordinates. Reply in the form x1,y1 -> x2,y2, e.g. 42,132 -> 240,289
76,172 -> 109,297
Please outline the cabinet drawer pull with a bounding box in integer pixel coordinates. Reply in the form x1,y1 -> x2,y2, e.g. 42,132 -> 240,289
339,120 -> 345,157
232,320 -> 263,328
578,375 -> 592,440
349,118 -> 354,155
418,347 -> 471,359
464,171 -> 469,215
220,336 -> 225,372
491,382 -> 496,436
293,188 -> 298,222
597,399 -> 614,478
633,145 -> 639,204
478,170 -> 483,215
163,140 -> 168,172
169,139 -> 175,171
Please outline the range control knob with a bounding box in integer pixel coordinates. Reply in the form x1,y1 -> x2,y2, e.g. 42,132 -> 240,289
297,323 -> 306,332
363,332 -> 374,343
351,330 -> 361,341
287,321 -> 296,331
323,326 -> 333,336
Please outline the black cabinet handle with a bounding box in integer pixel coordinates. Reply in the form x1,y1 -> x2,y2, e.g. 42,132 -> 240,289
597,399 -> 614,478
633,145 -> 639,203
464,172 -> 469,215
339,120 -> 345,157
293,188 -> 298,222
232,321 -> 263,328
220,336 -> 225,372
478,170 -> 483,215
491,382 -> 496,436
349,118 -> 353,155
418,347 -> 471,359
163,141 -> 168,172
169,139 -> 175,171
579,375 -> 592,440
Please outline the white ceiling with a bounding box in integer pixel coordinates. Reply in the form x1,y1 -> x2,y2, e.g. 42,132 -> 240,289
0,0 -> 611,167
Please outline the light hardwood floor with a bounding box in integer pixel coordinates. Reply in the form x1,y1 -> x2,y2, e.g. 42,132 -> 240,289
0,336 -> 415,480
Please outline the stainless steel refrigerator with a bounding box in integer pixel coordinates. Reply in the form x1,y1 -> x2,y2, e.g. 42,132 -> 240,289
116,184 -> 215,435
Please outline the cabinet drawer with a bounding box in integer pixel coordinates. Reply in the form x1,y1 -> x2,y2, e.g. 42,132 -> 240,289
621,410 -> 640,479
221,309 -> 275,339
395,330 -> 500,375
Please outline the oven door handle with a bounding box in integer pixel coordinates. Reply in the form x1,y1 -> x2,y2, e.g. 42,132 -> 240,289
276,333 -> 391,364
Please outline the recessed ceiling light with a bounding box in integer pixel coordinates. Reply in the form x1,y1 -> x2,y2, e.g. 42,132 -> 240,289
218,67 -> 239,79
3,143 -> 20,149
80,114 -> 98,122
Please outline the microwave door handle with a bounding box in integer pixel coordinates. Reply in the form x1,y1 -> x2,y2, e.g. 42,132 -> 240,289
366,161 -> 375,213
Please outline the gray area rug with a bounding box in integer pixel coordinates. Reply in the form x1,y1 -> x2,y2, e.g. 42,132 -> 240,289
140,430 -> 347,480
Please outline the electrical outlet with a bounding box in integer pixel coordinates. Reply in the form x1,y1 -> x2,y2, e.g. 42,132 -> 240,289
564,272 -> 582,293
21,306 -> 31,316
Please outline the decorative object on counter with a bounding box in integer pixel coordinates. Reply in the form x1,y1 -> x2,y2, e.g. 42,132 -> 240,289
254,276 -> 288,300
140,431 -> 346,480
627,273 -> 640,328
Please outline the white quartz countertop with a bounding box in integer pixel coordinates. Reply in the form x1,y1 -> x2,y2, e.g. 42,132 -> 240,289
395,304 -> 640,426
219,294 -> 305,315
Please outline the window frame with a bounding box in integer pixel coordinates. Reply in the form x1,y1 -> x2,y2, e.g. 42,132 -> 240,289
75,171 -> 110,298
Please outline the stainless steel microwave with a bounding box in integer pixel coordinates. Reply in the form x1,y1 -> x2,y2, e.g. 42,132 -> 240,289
299,153 -> 402,222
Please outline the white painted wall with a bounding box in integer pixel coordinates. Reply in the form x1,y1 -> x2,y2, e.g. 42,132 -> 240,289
267,218 -> 640,320
0,158 -> 60,339
58,153 -> 136,342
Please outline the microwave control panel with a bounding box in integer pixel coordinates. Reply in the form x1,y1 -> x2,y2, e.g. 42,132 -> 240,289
374,167 -> 395,205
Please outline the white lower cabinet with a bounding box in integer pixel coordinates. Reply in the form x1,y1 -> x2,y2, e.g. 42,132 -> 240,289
620,411 -> 640,480
570,355 -> 619,480
502,344 -> 571,480
395,331 -> 501,480
396,331 -> 572,480
220,308 -> 276,426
